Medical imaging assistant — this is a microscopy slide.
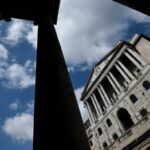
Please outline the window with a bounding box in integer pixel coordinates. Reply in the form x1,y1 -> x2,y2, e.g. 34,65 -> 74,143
136,69 -> 140,73
103,142 -> 108,149
89,140 -> 93,146
140,108 -> 148,117
130,94 -> 138,103
143,81 -> 150,90
98,128 -> 102,136
106,119 -> 112,127
113,133 -> 118,140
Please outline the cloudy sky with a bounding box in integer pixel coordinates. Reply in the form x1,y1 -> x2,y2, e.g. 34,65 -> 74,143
0,0 -> 150,149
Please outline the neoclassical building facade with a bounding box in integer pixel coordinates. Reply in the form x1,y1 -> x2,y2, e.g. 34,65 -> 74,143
81,34 -> 150,150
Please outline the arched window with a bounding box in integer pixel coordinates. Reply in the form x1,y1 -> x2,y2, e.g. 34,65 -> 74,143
130,94 -> 138,104
103,142 -> 108,149
98,128 -> 102,136
106,119 -> 112,127
113,133 -> 118,140
143,81 -> 150,90
140,108 -> 148,121
140,108 -> 148,117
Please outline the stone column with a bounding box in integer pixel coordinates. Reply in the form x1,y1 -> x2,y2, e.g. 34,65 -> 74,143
127,48 -> 146,67
106,74 -> 120,95
117,60 -> 134,80
85,101 -> 95,124
115,64 -> 130,83
34,16 -> 91,150
93,93 -> 103,115
99,85 -> 112,106
97,86 -> 108,108
109,72 -> 123,92
124,52 -> 143,70
100,84 -> 113,105
102,122 -> 111,144
111,113 -> 124,134
91,95 -> 100,117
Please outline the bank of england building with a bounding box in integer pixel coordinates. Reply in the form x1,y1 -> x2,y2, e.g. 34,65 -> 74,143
81,34 -> 150,150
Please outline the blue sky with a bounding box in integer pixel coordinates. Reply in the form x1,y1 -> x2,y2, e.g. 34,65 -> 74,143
0,0 -> 150,149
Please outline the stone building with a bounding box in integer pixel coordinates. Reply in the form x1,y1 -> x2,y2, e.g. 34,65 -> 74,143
81,34 -> 150,150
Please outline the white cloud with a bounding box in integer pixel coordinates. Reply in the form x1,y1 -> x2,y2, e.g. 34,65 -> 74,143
2,113 -> 33,142
0,43 -> 35,89
4,19 -> 30,46
9,101 -> 18,111
26,101 -> 34,114
74,87 -> 89,122
26,25 -> 38,49
3,63 -> 35,89
3,19 -> 37,49
68,64 -> 92,73
0,44 -> 9,60
56,0 -> 150,69
1,0 -> 149,71
0,44 -> 9,79
24,60 -> 36,74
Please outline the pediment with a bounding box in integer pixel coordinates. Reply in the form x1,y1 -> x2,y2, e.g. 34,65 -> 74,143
83,52 -> 115,96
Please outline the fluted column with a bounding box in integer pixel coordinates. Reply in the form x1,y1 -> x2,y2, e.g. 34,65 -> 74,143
97,86 -> 108,109
115,64 -> 130,83
117,60 -> 134,80
124,52 -> 143,70
127,48 -> 146,67
106,74 -> 120,95
86,101 -> 95,123
109,72 -> 123,92
93,93 -> 103,115
91,95 -> 100,117
99,85 -> 112,106
84,102 -> 93,124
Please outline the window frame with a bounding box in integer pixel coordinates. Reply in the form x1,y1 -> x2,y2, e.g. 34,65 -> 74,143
106,118 -> 112,127
140,108 -> 148,117
130,94 -> 138,104
143,81 -> 150,90
112,133 -> 119,140
98,127 -> 103,136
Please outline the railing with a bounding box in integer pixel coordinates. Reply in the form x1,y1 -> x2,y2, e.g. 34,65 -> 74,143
119,113 -> 150,143
109,112 -> 150,149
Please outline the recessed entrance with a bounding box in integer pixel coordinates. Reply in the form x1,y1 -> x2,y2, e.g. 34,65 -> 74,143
117,108 -> 134,131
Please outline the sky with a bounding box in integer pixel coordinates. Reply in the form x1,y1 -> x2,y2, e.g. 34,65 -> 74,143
0,0 -> 150,149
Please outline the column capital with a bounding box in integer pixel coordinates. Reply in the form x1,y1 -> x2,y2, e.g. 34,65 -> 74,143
127,48 -> 146,66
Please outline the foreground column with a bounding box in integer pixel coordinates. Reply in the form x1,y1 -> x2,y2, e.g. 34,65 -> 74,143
33,16 -> 90,150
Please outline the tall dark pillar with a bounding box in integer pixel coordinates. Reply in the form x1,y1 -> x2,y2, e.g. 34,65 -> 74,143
33,16 -> 91,150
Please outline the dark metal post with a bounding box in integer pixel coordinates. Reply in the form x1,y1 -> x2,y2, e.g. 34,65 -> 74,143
33,16 -> 91,150
113,0 -> 150,16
